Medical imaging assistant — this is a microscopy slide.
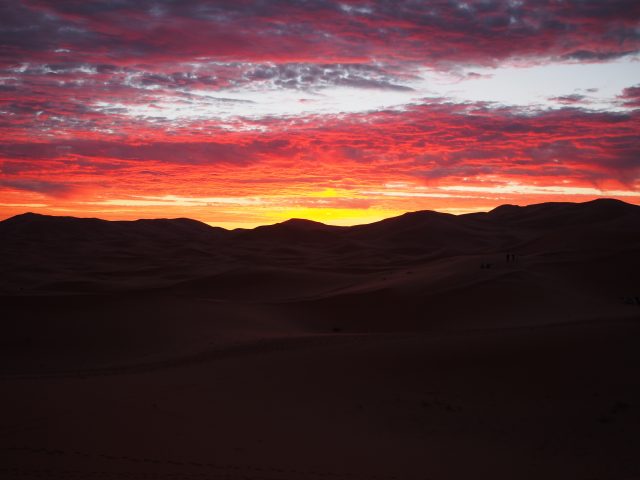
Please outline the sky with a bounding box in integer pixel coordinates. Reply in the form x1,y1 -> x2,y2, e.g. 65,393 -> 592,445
1,0 -> 639,228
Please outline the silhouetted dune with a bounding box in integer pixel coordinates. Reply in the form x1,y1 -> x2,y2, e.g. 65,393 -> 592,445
1,199 -> 639,295
0,212 -> 224,243
484,198 -> 639,227
1,199 -> 640,480
235,217 -> 345,245
349,210 -> 501,256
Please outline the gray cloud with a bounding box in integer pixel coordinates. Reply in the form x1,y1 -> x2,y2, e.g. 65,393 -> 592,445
619,84 -> 640,108
242,63 -> 414,91
0,139 -> 297,165
0,178 -> 75,196
549,94 -> 588,105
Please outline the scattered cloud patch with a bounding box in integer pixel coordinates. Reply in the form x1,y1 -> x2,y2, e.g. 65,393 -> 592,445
0,178 -> 75,196
548,94 -> 588,105
619,84 -> 640,108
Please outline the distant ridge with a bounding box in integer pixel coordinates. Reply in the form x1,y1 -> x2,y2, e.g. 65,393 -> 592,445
0,211 -> 224,241
484,198 -> 637,226
1,198 -> 638,257
2,198 -> 637,233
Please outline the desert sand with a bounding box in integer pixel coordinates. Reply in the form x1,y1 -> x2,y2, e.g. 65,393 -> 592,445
1,198 -> 639,479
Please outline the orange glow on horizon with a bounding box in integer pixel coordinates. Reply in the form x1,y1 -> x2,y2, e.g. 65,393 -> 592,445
2,180 -> 639,229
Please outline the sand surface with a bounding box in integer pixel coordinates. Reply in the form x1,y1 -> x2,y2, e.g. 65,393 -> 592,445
1,199 -> 639,479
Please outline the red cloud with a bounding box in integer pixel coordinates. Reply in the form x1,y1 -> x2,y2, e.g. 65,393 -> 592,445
619,85 -> 640,108
3,1 -> 639,67
2,102 -> 638,201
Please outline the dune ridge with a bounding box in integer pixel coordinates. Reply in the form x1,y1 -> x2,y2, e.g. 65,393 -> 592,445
1,198 -> 638,293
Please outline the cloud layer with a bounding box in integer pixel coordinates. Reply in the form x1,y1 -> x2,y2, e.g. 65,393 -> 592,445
3,1 -> 640,66
1,1 -> 639,225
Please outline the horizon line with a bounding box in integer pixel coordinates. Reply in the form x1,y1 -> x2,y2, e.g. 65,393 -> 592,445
1,197 -> 633,232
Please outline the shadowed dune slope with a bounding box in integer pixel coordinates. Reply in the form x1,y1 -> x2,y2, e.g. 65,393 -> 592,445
1,197 -> 639,356
1,198 -> 638,294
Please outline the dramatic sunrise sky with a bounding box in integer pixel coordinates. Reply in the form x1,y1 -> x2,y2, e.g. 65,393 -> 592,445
1,1 -> 639,227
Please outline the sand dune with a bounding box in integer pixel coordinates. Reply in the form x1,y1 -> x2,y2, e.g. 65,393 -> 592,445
1,199 -> 639,479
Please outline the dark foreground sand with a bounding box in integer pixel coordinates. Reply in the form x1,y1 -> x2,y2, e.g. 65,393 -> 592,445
1,199 -> 639,479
